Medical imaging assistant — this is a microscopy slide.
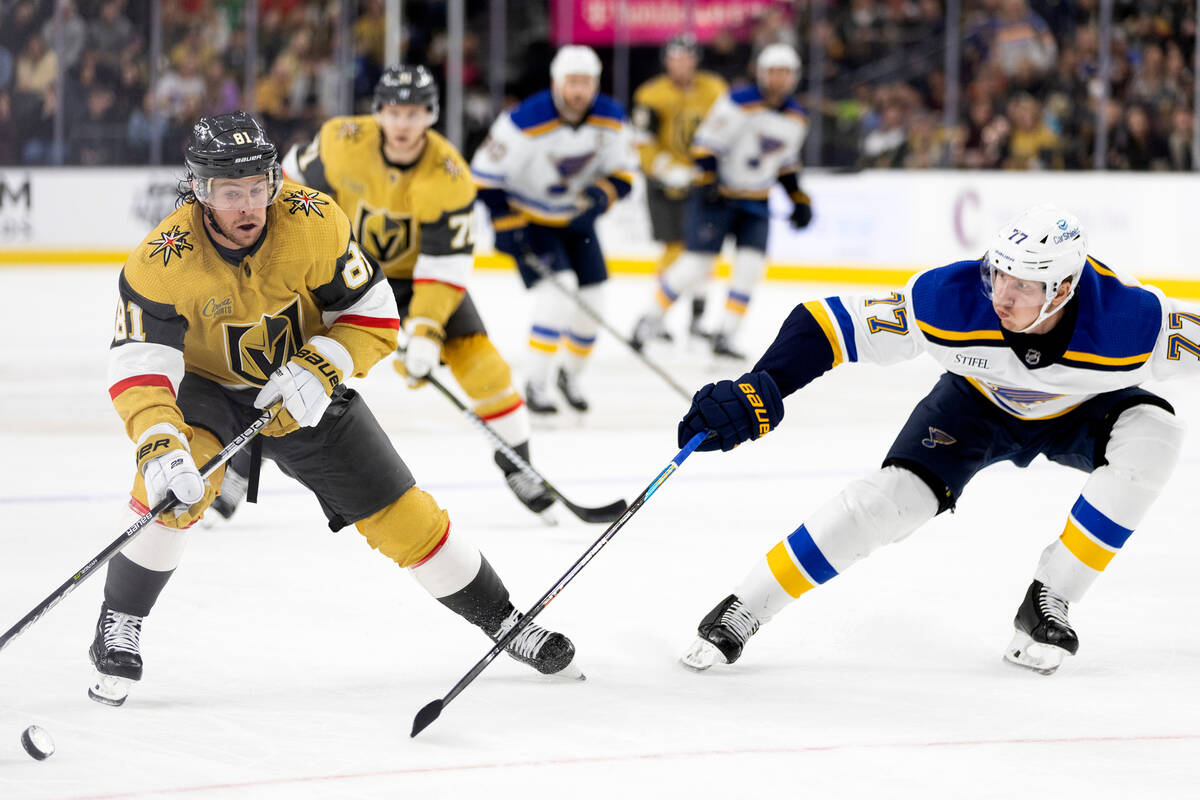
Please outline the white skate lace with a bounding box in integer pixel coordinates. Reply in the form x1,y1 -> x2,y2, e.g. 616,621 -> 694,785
718,600 -> 760,644
495,611 -> 554,661
103,611 -> 143,655
222,468 -> 249,503
1037,587 -> 1071,627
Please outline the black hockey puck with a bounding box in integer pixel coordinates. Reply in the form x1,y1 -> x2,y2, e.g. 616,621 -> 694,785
20,725 -> 54,760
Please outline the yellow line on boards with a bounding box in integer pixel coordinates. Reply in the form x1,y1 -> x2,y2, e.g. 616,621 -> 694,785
5,251 -> 1200,298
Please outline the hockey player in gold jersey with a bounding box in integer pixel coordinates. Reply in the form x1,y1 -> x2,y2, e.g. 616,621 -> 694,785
280,65 -> 555,520
631,34 -> 726,338
90,111 -> 580,707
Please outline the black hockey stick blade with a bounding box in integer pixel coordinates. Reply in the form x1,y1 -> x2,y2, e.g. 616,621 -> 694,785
411,699 -> 443,738
561,496 -> 627,523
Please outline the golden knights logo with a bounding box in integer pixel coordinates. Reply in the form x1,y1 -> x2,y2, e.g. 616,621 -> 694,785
442,157 -> 464,180
353,201 -> 414,265
337,120 -> 362,141
147,225 -> 194,266
285,189 -> 329,217
224,298 -> 304,386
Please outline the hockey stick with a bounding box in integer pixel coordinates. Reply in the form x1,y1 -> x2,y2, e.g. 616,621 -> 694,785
411,429 -> 714,737
0,406 -> 277,655
520,250 -> 693,402
425,373 -> 627,524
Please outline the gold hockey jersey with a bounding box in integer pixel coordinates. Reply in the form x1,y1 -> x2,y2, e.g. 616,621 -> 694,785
631,71 -> 727,177
108,182 -> 401,444
285,117 -> 476,284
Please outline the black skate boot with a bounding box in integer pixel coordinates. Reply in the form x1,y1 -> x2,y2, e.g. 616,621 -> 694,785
88,605 -> 144,706
494,442 -> 557,522
630,314 -> 662,353
1003,580 -> 1079,675
556,368 -> 589,412
207,467 -> 248,524
492,607 -> 583,679
524,381 -> 559,415
689,297 -> 713,341
680,593 -> 761,671
712,333 -> 746,360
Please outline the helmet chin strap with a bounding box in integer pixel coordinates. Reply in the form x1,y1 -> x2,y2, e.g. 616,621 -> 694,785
1012,283 -> 1073,334
202,203 -> 236,244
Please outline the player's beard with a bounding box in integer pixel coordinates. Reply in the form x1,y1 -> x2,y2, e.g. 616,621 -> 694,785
205,206 -> 264,249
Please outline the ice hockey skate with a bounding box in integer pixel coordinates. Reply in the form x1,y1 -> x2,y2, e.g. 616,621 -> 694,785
1004,580 -> 1079,675
203,467 -> 248,526
630,314 -> 664,353
492,608 -> 584,679
524,381 -> 559,415
494,444 -> 557,524
556,368 -> 589,412
711,333 -> 747,360
680,593 -> 761,671
88,605 -> 144,706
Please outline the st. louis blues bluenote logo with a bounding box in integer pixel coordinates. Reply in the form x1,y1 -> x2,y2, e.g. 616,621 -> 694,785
922,427 -> 957,449
285,189 -> 329,217
146,225 -> 194,266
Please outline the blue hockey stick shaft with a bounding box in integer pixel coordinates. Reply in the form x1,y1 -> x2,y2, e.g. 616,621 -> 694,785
411,430 -> 714,737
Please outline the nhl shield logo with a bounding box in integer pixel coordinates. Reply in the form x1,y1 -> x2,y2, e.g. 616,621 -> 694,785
223,298 -> 304,386
354,202 -> 414,265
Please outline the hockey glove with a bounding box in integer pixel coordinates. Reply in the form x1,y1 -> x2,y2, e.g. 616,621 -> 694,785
255,338 -> 346,436
651,153 -> 696,191
136,422 -> 214,527
678,370 -> 785,452
789,192 -> 813,229
399,316 -> 444,388
567,185 -> 610,232
493,225 -> 527,261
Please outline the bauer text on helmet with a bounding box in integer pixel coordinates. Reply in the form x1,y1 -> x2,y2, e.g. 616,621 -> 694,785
982,204 -> 1088,333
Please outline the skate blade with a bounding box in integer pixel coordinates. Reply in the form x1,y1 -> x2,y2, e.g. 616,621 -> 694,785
1003,630 -> 1068,675
680,637 -> 727,672
88,672 -> 132,706
536,506 -> 560,527
551,659 -> 586,681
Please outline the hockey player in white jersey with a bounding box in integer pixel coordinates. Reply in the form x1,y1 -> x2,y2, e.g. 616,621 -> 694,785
631,43 -> 812,359
472,45 -> 638,414
675,204 -> 1193,676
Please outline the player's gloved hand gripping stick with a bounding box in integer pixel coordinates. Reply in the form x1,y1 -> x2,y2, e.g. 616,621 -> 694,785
410,428 -> 714,737
0,405 -> 279,655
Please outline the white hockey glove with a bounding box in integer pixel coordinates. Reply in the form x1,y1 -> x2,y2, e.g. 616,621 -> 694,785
254,336 -> 349,435
400,317 -> 445,388
651,153 -> 697,191
137,423 -> 211,526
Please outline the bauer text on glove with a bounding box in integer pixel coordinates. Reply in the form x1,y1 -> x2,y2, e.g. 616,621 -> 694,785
677,371 -> 785,452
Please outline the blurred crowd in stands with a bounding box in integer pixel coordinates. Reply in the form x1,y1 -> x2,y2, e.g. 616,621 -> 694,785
0,0 -> 1194,171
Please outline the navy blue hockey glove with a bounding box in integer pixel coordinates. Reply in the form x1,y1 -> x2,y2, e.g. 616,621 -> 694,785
493,225 -> 527,260
567,185 -> 610,232
678,370 -> 785,452
789,192 -> 812,229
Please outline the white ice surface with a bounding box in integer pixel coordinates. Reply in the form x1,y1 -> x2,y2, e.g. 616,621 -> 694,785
1,267 -> 1199,799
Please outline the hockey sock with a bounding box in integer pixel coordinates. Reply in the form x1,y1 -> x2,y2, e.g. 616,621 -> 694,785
737,467 -> 938,621
443,333 -> 529,443
563,283 -> 603,376
653,251 -> 714,316
409,531 -> 512,633
719,247 -> 766,337
527,276 -> 574,388
1034,404 -> 1184,602
655,241 -> 684,275
103,553 -> 175,618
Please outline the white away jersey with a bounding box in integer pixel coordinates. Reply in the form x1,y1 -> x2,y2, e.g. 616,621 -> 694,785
691,84 -> 808,199
471,90 -> 638,225
765,259 -> 1200,421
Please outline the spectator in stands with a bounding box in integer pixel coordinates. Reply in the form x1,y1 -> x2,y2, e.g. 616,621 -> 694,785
1004,93 -> 1063,169
70,83 -> 124,165
858,91 -> 910,169
1165,106 -> 1194,171
87,0 -> 136,71
154,51 -> 206,121
15,33 -> 58,100
203,59 -> 241,117
0,89 -> 17,163
42,0 -> 87,72
1109,104 -> 1168,170
981,0 -> 1058,83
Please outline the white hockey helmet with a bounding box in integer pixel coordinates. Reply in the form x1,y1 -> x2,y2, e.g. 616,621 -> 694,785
550,45 -> 602,83
756,43 -> 802,88
982,203 -> 1088,332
